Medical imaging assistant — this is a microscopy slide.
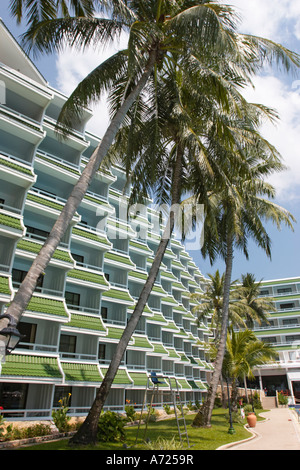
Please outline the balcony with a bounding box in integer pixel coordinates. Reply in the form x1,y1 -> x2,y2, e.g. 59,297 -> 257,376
0,104 -> 45,144
72,223 -> 112,251
0,151 -> 36,187
35,150 -> 80,182
66,266 -> 110,291
26,187 -> 80,224
0,208 -> 25,238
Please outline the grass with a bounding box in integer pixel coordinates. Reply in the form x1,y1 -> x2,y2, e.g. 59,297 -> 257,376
17,408 -> 255,451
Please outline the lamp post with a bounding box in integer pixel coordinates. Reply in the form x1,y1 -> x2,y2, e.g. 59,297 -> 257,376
0,314 -> 23,355
226,377 -> 235,434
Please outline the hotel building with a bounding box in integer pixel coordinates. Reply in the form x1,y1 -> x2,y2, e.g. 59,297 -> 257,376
0,20 -> 212,419
253,277 -> 300,404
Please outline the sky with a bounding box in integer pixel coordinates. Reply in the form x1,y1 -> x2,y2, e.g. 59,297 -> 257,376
1,0 -> 300,283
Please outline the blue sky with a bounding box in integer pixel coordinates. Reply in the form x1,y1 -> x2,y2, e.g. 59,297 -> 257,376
1,0 -> 300,283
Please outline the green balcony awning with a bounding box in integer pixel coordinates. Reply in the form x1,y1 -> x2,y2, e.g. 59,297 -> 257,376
177,378 -> 192,390
102,287 -> 135,305
1,354 -> 62,380
101,367 -> 132,385
24,295 -> 69,319
67,268 -> 109,288
67,313 -> 106,333
128,371 -> 149,387
61,362 -> 102,383
131,335 -> 153,351
17,239 -> 74,264
0,275 -> 11,297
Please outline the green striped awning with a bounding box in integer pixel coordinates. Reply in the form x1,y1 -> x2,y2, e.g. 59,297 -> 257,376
1,354 -> 62,380
61,362 -> 102,383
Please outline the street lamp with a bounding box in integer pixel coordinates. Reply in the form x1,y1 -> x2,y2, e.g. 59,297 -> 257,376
0,314 -> 23,354
226,377 -> 235,435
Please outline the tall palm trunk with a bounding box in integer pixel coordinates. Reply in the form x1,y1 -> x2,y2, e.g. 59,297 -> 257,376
70,146 -> 183,445
193,232 -> 234,427
0,49 -> 157,337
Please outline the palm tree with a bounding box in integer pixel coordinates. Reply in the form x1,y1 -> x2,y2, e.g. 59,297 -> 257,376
232,273 -> 275,328
222,328 -> 277,412
4,0 -> 244,335
191,142 -> 295,427
69,42 -> 255,444
9,0 -> 95,26
5,1 -> 300,443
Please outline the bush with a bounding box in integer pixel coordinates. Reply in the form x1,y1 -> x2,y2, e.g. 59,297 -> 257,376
163,404 -> 172,415
124,400 -> 136,422
243,404 -> 255,415
97,411 -> 126,442
278,392 -> 289,406
145,436 -> 183,450
52,394 -> 71,432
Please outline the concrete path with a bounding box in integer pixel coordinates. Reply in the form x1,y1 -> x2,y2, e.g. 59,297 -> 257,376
219,408 -> 300,451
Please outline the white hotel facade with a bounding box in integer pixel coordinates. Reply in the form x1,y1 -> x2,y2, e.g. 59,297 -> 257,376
0,20 -> 212,419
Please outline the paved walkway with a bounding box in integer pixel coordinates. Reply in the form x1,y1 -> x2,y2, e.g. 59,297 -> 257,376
219,408 -> 300,451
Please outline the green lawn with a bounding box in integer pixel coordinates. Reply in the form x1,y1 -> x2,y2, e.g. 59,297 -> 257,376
18,408 -> 254,451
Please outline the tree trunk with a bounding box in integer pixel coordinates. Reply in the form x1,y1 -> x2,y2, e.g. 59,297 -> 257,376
1,49 -> 157,338
192,232 -> 234,427
70,145 -> 183,446
231,378 -> 239,413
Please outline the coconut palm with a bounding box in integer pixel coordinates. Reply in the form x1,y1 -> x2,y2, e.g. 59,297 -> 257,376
9,0 -> 95,26
4,1 -> 300,443
69,45 -> 255,445
232,273 -> 275,328
222,328 -> 277,412
5,0 -> 299,344
191,141 -> 295,428
4,1 -> 244,335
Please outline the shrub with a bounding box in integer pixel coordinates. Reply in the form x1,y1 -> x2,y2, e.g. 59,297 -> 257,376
243,404 -> 255,415
124,401 -> 136,422
52,394 -> 71,432
278,391 -> 289,406
97,411 -> 125,442
145,436 -> 183,450
22,423 -> 52,438
163,403 -> 172,414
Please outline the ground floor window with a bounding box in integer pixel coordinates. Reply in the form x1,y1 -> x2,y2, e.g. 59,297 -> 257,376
0,383 -> 28,410
52,386 -> 72,408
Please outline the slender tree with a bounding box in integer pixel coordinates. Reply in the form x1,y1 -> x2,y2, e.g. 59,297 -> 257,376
191,140 -> 295,427
222,328 -> 277,412
3,0 -> 250,338
232,273 -> 275,328
4,1 -> 300,443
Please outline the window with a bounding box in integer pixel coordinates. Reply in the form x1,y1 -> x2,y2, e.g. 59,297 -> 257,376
26,225 -> 50,239
59,334 -> 76,356
18,322 -> 37,348
101,306 -> 108,320
260,289 -> 270,296
12,269 -> 43,288
65,291 -> 80,308
277,287 -> 292,294
72,253 -> 84,264
52,386 -> 72,408
98,343 -> 106,362
279,303 -> 295,310
104,273 -> 110,281
0,383 -> 28,411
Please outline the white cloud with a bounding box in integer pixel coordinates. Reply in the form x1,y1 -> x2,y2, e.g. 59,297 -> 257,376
229,0 -> 300,41
242,75 -> 300,200
55,32 -> 128,137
